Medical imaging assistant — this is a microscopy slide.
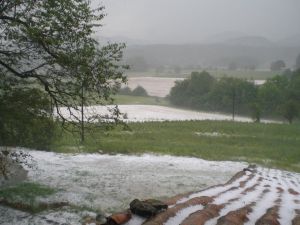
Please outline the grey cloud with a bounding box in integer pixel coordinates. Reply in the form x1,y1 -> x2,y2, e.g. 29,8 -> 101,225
96,0 -> 300,44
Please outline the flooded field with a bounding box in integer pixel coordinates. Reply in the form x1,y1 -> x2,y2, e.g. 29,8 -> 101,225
59,104 -> 277,123
124,77 -> 265,98
124,77 -> 184,97
0,150 -> 246,224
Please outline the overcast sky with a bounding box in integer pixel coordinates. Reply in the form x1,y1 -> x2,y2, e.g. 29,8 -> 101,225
96,0 -> 300,44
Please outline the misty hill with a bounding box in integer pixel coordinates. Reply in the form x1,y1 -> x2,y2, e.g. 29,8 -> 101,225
96,34 -> 300,70
96,35 -> 152,46
203,32 -> 274,47
203,31 -> 248,44
124,41 -> 300,70
278,34 -> 300,47
222,36 -> 274,47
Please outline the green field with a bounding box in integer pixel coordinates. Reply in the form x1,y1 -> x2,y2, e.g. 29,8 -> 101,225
126,69 -> 275,80
52,120 -> 300,173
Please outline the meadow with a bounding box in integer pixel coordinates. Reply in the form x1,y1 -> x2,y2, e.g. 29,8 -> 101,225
52,120 -> 300,173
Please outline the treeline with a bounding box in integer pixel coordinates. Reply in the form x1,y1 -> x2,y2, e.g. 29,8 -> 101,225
118,86 -> 148,97
169,70 -> 300,123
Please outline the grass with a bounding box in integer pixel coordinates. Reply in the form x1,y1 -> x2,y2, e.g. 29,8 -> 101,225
126,69 -> 275,80
51,120 -> 300,173
0,182 -> 55,202
0,182 -> 61,213
0,182 -> 101,213
112,95 -> 170,106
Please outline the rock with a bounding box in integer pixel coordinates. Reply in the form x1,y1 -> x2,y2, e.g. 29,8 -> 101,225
130,199 -> 157,218
0,158 -> 28,187
106,210 -> 132,225
130,199 -> 167,218
143,199 -> 168,211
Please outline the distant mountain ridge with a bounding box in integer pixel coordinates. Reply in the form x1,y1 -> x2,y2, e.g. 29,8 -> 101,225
98,33 -> 300,48
96,35 -> 153,46
277,34 -> 300,47
222,36 -> 274,47
96,33 -> 300,69
124,43 -> 300,69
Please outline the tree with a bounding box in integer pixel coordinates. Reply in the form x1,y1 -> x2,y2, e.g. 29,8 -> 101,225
0,87 -> 55,148
258,75 -> 288,115
209,77 -> 257,119
250,103 -> 261,123
270,60 -> 286,72
118,87 -> 132,95
288,70 -> 300,102
132,86 -> 148,97
281,100 -> 298,124
282,69 -> 293,79
169,79 -> 190,106
188,71 -> 215,96
296,54 -> 300,70
169,71 -> 215,108
0,0 -> 127,134
282,69 -> 300,123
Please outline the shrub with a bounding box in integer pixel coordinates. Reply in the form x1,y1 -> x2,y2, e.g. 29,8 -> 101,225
131,86 -> 148,97
0,88 -> 55,149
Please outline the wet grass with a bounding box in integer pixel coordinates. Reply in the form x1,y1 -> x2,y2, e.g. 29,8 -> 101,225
52,120 -> 300,173
0,182 -> 55,202
0,182 -> 56,213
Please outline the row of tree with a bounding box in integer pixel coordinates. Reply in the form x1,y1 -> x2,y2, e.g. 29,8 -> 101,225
118,86 -> 148,97
169,70 -> 300,123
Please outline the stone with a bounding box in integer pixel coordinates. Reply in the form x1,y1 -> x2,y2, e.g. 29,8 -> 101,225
106,210 -> 132,225
143,199 -> 168,211
130,199 -> 163,218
